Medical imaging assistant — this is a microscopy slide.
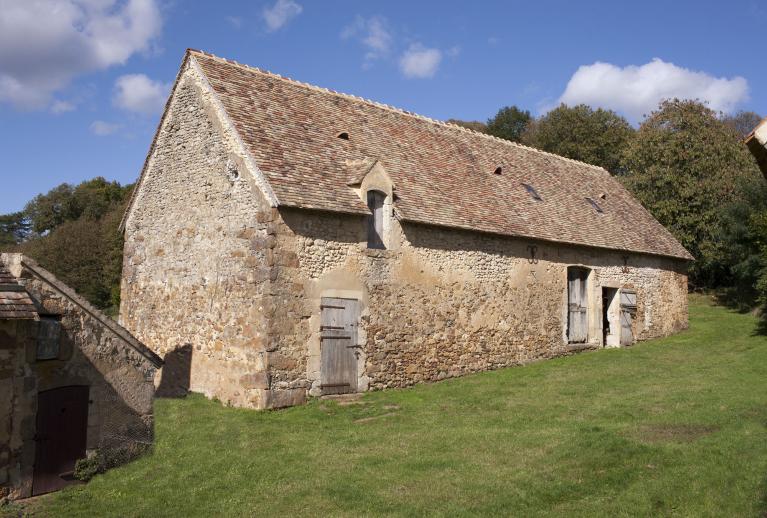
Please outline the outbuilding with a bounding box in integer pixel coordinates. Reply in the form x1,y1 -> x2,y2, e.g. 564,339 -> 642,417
0,254 -> 161,499
119,50 -> 691,410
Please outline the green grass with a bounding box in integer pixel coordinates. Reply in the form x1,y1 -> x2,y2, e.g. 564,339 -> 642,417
38,296 -> 767,516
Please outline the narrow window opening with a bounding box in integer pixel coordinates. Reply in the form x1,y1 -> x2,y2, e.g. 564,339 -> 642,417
366,190 -> 386,249
522,183 -> 542,201
337,132 -> 350,140
585,197 -> 604,213
36,315 -> 62,361
493,166 -> 503,175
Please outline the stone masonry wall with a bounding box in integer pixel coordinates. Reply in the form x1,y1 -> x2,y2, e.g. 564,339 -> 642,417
120,63 -> 277,408
272,209 -> 688,395
1,257 -> 157,500
120,61 -> 688,409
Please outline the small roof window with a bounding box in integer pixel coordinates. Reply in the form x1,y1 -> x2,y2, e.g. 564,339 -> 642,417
521,183 -> 542,201
585,197 -> 604,213
493,166 -> 503,175
337,132 -> 350,140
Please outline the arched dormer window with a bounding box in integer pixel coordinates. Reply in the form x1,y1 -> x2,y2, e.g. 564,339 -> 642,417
366,190 -> 386,249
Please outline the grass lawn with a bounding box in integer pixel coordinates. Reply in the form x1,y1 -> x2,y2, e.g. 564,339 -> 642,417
26,296 -> 767,516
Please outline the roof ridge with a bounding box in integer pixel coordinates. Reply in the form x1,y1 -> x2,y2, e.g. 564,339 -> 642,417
188,49 -> 608,174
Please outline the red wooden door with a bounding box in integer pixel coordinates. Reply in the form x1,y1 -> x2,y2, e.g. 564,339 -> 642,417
32,386 -> 89,495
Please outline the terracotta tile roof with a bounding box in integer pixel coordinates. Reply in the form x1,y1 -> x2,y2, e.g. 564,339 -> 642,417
0,263 -> 37,319
185,50 -> 693,260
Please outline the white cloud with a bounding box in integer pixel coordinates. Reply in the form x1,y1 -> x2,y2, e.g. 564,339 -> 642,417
113,73 -> 169,115
50,100 -> 76,114
90,120 -> 121,136
262,0 -> 302,32
225,15 -> 243,29
341,16 -> 392,67
556,58 -> 749,122
399,44 -> 442,79
0,0 -> 162,110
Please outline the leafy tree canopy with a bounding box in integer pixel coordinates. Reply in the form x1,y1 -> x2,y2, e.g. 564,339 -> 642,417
722,110 -> 763,138
24,177 -> 131,235
485,106 -> 531,142
521,104 -> 634,174
621,99 -> 762,287
446,119 -> 487,133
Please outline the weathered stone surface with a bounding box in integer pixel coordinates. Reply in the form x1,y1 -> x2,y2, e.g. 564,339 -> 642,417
120,59 -> 689,412
0,255 -> 159,500
265,388 -> 306,409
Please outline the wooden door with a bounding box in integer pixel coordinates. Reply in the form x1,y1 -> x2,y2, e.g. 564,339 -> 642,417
620,290 -> 637,346
33,386 -> 89,496
567,268 -> 589,343
320,298 -> 360,395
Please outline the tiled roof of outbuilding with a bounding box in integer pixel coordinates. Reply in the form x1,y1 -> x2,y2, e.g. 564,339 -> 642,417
0,263 -> 37,319
135,49 -> 693,260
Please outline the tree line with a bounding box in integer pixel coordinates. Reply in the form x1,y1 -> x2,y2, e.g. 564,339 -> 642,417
0,99 -> 765,321
0,178 -> 133,315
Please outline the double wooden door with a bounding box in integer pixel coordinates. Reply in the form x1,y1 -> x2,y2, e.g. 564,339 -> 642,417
320,298 -> 360,395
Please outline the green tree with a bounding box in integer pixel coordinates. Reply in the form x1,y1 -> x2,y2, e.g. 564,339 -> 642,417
621,99 -> 762,287
521,104 -> 634,174
446,119 -> 487,133
722,110 -> 763,138
0,211 -> 30,247
485,106 -> 531,142
16,179 -> 133,313
717,177 -> 767,309
24,177 -> 130,235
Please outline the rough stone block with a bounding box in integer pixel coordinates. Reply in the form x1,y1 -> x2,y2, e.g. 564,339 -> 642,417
265,388 -> 306,409
240,372 -> 269,390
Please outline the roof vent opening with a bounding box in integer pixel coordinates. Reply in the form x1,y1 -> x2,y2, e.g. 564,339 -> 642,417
598,192 -> 607,200
493,166 -> 503,175
337,132 -> 350,140
522,183 -> 542,201
585,197 -> 604,213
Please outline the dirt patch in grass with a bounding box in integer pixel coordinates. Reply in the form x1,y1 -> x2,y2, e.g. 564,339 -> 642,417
633,424 -> 719,443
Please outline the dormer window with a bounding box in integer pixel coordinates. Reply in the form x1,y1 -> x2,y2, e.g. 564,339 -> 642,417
337,132 -> 350,140
366,190 -> 386,249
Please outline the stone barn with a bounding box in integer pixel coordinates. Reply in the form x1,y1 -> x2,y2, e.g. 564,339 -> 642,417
0,254 -> 161,499
119,49 -> 691,410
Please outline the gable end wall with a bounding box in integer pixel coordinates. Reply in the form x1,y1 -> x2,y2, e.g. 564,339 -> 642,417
119,64 -> 279,409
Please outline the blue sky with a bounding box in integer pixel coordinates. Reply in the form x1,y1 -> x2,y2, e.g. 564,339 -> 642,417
1,0 -> 765,213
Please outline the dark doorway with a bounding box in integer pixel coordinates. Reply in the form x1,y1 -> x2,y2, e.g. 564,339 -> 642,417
32,386 -> 89,496
320,297 -> 360,395
602,288 -> 618,346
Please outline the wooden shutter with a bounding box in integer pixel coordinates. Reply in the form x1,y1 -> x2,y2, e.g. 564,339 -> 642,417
320,298 -> 360,395
567,268 -> 588,343
366,191 -> 385,249
619,290 -> 637,346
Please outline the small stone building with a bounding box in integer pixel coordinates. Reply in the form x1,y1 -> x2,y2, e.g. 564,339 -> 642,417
0,254 -> 161,499
119,49 -> 692,410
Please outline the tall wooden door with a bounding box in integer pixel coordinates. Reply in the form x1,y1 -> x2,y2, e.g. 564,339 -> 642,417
567,268 -> 589,343
320,298 -> 360,395
33,386 -> 89,496
620,290 -> 637,346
